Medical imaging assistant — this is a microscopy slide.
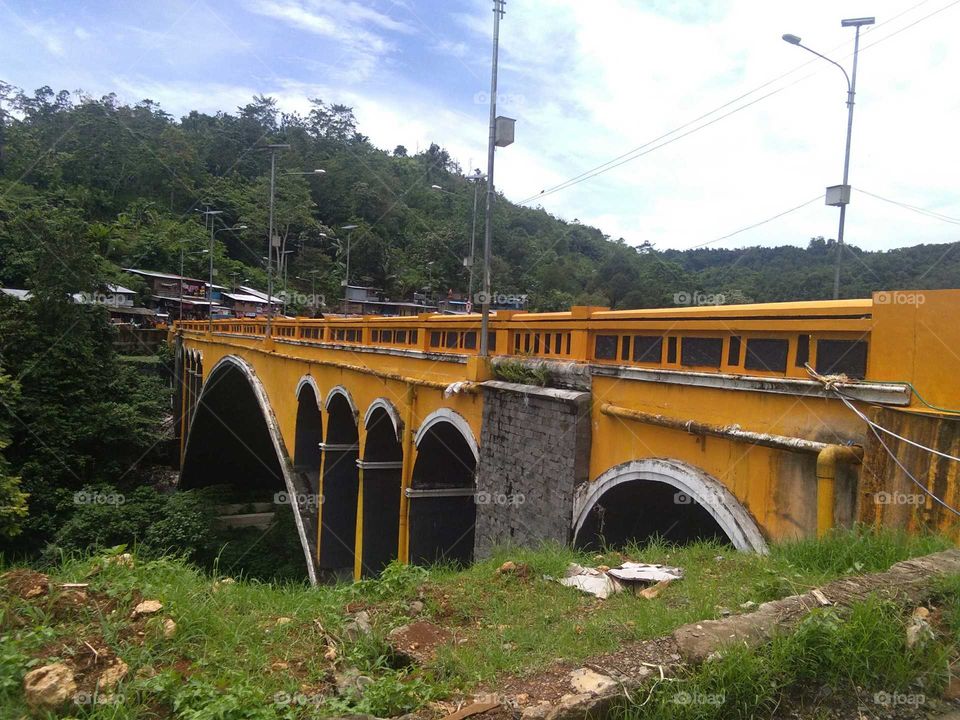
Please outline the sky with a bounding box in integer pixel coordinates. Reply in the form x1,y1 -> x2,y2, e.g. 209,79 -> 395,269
1,0 -> 958,252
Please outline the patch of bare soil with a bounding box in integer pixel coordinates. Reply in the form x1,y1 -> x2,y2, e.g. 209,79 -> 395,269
1,569 -> 50,600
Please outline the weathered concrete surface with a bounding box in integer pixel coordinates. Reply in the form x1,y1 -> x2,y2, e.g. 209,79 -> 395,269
674,548 -> 960,664
473,382 -> 591,558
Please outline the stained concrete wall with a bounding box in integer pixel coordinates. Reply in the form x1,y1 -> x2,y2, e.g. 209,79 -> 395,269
474,381 -> 592,557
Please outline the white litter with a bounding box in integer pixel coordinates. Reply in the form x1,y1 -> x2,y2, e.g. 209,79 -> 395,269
607,562 -> 683,584
557,562 -> 683,599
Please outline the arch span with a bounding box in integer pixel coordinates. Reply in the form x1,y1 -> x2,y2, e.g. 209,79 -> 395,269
359,405 -> 403,577
573,459 -> 768,553
325,385 -> 358,419
364,398 -> 402,441
409,412 -> 479,567
180,355 -> 318,584
318,391 -> 359,574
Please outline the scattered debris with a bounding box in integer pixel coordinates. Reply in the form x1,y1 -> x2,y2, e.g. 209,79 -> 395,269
130,599 -> 163,619
569,667 -> 617,695
23,663 -> 76,710
739,600 -> 757,611
559,564 -> 620,600
521,701 -> 553,719
388,621 -> 453,664
439,699 -> 501,720
607,563 -> 683,584
498,560 -> 517,573
811,588 -> 832,606
638,579 -> 675,600
323,645 -> 338,661
60,582 -> 89,589
558,562 -> 683,599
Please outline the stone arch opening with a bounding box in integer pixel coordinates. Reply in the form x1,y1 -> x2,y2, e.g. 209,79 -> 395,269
318,393 -> 359,573
179,356 -> 317,584
408,414 -> 479,567
360,405 -> 403,577
573,459 -> 768,553
294,382 -> 323,496
180,358 -> 283,498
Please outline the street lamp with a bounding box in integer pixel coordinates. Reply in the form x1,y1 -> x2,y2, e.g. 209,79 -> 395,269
286,169 -> 326,176
465,170 -> 485,307
480,0 -> 514,356
340,224 -> 359,290
256,143 -> 290,335
782,16 -> 875,299
210,224 -> 247,324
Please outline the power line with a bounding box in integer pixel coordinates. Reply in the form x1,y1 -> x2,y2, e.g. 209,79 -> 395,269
516,0 -> 959,206
684,195 -> 824,250
856,188 -> 960,225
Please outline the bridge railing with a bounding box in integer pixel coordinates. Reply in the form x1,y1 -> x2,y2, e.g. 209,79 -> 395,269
175,299 -> 876,382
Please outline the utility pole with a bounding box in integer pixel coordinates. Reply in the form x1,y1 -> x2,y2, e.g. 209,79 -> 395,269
260,144 -> 289,334
480,0 -> 506,357
467,169 -> 485,306
782,17 -> 873,299
202,209 -> 223,334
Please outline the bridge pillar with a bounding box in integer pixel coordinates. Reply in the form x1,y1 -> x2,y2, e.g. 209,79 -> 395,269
474,381 -> 592,557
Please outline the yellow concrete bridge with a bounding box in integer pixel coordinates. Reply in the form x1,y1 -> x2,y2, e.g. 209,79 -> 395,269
174,290 -> 960,584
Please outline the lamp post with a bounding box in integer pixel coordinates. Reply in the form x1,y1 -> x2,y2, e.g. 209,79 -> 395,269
783,16 -> 874,299
480,0 -> 513,356
257,144 -> 290,335
432,174 -> 485,307
340,223 -> 359,289
201,210 -> 223,333
210,224 -> 247,323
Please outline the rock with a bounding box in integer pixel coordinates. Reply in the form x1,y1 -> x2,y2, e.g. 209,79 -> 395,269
110,553 -> 135,568
718,607 -> 732,617
906,607 -> 934,649
521,701 -> 553,720
557,692 -> 592,709
135,666 -> 157,680
23,662 -> 77,709
409,600 -> 425,614
97,660 -> 128,690
275,617 -> 293,626
131,599 -> 163,618
212,577 -> 235,591
162,618 -> 177,638
335,668 -> 374,697
324,645 -> 338,661
569,667 -> 617,695
344,610 -> 372,640
497,561 -> 517,574
739,601 -> 757,611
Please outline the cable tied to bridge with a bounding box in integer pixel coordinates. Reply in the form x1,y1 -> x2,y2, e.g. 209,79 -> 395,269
805,363 -> 960,517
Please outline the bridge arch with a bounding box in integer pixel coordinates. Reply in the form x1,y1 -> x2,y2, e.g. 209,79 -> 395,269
325,385 -> 358,420
409,409 -> 479,567
573,459 -> 767,553
363,398 -> 402,441
318,386 -> 359,574
180,355 -> 318,583
359,402 -> 404,577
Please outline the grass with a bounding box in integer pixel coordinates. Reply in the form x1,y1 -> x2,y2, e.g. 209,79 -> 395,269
0,527 -> 954,719
619,593 -> 957,720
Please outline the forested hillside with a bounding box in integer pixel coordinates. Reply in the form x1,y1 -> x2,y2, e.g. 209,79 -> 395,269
1,83 -> 957,312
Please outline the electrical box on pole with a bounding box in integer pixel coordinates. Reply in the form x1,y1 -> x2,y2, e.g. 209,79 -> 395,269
495,116 -> 515,147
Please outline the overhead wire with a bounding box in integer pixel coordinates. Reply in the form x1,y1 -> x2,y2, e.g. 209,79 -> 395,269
516,0 -> 960,206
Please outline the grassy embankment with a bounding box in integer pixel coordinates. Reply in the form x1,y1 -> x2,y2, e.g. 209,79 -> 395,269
0,527 -> 955,719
